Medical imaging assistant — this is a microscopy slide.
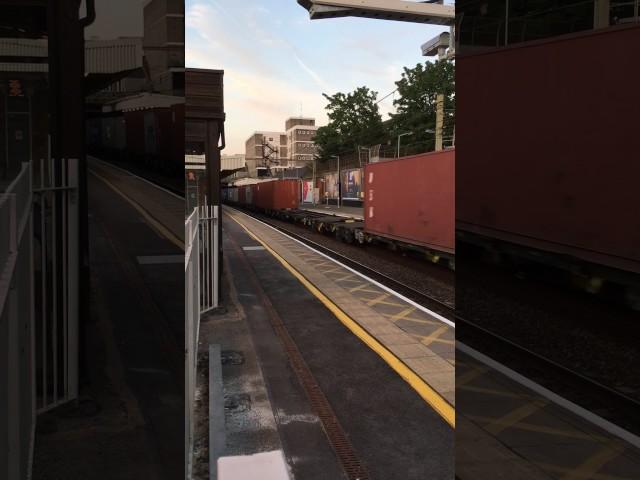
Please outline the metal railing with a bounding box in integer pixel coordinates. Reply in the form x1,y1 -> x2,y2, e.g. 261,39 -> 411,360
185,206 -> 199,480
1,162 -> 35,480
33,158 -> 80,414
199,205 -> 219,314
185,204 -> 219,479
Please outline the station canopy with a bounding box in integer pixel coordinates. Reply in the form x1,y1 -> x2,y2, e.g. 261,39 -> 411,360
297,0 -> 454,25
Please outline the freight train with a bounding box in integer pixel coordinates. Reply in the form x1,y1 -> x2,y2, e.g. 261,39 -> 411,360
86,99 -> 185,176
223,150 -> 455,268
457,22 -> 640,309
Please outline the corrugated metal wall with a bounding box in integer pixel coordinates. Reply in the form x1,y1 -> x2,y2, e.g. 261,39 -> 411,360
84,38 -> 143,73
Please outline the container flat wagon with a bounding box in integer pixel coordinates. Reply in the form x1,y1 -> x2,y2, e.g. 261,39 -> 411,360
223,150 -> 456,268
362,150 -> 454,265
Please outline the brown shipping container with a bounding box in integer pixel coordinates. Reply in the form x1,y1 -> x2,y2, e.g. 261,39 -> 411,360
253,179 -> 300,210
457,25 -> 640,272
365,150 -> 454,253
272,179 -> 300,210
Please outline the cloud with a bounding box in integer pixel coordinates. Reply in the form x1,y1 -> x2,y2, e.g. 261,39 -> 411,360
216,67 -> 329,154
185,0 -> 447,153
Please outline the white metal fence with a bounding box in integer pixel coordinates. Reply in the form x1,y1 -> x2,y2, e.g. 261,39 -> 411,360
1,162 -> 35,480
1,157 -> 80,479
199,205 -> 219,314
33,158 -> 80,414
185,204 -> 219,478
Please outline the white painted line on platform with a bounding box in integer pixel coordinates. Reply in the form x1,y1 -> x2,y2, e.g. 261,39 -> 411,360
242,246 -> 266,251
218,450 -> 291,480
458,341 -> 640,450
229,207 -> 455,329
136,255 -> 184,264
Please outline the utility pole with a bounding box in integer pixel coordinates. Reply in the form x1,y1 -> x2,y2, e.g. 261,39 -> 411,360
397,132 -> 413,158
435,94 -> 444,151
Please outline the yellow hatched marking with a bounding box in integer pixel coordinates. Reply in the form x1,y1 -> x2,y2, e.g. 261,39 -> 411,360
416,333 -> 454,346
349,283 -> 382,295
389,306 -> 416,322
419,325 -> 450,347
226,210 -> 455,428
560,447 -> 624,480
314,260 -> 336,267
456,367 -> 488,386
470,416 -> 611,442
538,458 -> 634,480
386,314 -> 439,326
333,273 -> 361,283
362,293 -> 407,308
334,276 -> 363,284
458,384 -> 534,400
484,399 -> 548,435
318,266 -> 347,275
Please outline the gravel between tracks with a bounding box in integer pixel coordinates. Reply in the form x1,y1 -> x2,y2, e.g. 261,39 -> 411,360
458,260 -> 640,404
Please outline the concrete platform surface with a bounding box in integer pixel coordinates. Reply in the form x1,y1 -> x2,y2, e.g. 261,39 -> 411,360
33,159 -> 184,479
218,451 -> 290,480
222,206 -> 453,479
226,207 -> 454,407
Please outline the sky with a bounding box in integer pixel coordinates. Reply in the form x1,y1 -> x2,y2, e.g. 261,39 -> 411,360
186,0 -> 450,154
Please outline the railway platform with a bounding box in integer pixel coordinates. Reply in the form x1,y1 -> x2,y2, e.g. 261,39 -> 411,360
206,206 -> 454,479
456,345 -> 640,479
32,158 -> 184,480
218,206 -> 640,480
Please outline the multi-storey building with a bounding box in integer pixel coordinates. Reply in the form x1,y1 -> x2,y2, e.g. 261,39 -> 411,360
244,131 -> 288,177
241,117 -> 319,178
143,0 -> 184,96
285,117 -> 318,163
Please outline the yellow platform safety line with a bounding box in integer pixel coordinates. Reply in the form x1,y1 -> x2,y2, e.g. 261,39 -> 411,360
90,169 -> 184,251
226,211 -> 456,429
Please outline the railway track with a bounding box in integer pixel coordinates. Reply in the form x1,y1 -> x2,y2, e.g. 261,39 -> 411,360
234,207 -> 640,439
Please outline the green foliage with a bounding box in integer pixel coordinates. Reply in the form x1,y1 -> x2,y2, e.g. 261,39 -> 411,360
314,60 -> 455,159
314,86 -> 385,160
389,60 -> 455,150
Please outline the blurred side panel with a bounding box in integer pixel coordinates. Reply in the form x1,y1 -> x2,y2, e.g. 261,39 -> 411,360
456,1 -> 640,479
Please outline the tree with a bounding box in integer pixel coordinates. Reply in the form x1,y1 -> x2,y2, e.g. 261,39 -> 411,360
390,60 -> 455,152
315,86 -> 385,160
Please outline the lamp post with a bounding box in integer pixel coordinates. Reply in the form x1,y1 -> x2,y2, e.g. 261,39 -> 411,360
397,131 -> 413,158
424,128 -> 436,151
330,154 -> 340,208
312,154 -> 318,205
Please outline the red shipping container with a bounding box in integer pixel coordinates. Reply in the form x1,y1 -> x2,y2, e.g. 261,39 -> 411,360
457,25 -> 640,272
364,150 -> 454,254
253,179 -> 300,210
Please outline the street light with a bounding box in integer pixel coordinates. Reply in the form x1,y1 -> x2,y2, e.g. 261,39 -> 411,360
330,154 -> 340,208
397,131 -> 413,158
